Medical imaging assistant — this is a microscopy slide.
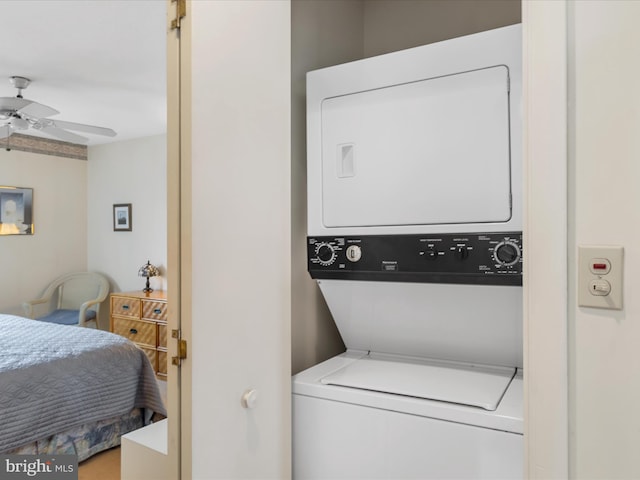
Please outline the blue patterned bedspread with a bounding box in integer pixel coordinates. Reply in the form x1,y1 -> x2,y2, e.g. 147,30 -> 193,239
0,314 -> 166,452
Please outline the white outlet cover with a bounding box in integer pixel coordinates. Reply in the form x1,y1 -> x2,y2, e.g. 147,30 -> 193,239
578,245 -> 623,310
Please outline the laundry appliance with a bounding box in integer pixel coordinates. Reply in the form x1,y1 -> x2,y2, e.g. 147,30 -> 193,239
293,24 -> 523,479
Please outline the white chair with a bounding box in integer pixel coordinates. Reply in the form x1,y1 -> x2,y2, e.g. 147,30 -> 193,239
22,272 -> 110,328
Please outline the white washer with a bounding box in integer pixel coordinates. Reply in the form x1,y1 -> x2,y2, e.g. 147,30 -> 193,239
295,24 -> 523,479
293,281 -> 523,479
293,357 -> 523,479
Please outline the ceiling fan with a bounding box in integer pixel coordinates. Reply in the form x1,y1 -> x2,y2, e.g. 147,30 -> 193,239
0,76 -> 116,144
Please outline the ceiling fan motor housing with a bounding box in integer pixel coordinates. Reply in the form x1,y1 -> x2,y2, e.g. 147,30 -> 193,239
9,76 -> 31,91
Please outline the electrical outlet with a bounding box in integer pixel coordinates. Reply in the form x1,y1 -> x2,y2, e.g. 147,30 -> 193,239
578,246 -> 623,310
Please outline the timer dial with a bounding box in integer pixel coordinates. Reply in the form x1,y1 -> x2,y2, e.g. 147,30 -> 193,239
494,241 -> 521,266
315,243 -> 337,266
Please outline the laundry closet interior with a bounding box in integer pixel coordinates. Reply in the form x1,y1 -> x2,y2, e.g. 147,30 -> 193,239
290,1 -> 523,478
291,0 -> 522,390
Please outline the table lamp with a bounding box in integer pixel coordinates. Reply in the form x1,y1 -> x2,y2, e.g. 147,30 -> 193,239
138,260 -> 159,293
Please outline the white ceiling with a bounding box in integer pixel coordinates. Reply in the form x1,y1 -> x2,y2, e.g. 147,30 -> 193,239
0,0 -> 167,146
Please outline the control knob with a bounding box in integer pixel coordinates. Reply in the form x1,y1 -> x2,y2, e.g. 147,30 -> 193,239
315,243 -> 337,266
494,241 -> 521,266
425,246 -> 438,260
455,246 -> 469,260
346,245 -> 362,262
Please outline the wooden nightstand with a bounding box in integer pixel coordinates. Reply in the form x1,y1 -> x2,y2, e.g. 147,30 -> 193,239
110,291 -> 168,379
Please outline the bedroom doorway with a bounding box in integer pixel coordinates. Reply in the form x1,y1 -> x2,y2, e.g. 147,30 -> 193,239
0,1 -> 178,477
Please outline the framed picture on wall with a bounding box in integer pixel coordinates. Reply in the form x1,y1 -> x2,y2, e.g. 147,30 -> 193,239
113,204 -> 132,231
0,186 -> 33,235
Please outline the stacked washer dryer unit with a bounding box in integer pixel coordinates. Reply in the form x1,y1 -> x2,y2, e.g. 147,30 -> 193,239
293,24 -> 523,479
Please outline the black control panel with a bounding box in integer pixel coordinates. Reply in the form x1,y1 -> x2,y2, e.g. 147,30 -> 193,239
307,232 -> 523,286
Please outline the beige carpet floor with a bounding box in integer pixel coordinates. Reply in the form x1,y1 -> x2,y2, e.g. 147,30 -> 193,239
78,446 -> 120,480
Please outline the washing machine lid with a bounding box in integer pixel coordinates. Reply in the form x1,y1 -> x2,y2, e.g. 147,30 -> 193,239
321,65 -> 512,229
317,280 -> 523,368
321,354 -> 515,411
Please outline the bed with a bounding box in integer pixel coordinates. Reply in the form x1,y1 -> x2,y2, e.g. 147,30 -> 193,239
0,313 -> 166,461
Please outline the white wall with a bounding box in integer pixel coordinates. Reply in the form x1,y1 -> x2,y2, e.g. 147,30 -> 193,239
0,150 -> 87,315
362,0 -> 521,57
569,2 -> 640,477
524,1 -> 640,477
190,1 -> 291,478
87,135 -> 167,328
291,0 -> 363,374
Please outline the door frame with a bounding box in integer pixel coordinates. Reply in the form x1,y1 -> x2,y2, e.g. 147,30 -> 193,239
166,0 -> 192,478
522,0 -> 570,477
166,1 -> 575,478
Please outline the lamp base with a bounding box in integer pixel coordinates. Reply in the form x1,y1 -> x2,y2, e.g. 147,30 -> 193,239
142,276 -> 153,293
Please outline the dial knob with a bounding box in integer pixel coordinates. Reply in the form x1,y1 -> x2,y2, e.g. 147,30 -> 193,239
346,245 -> 362,262
494,242 -> 520,266
455,246 -> 469,260
425,246 -> 438,260
315,243 -> 336,266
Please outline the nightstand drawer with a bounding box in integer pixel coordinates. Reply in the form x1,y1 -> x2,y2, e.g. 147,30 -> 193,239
111,297 -> 141,318
142,300 -> 168,321
113,318 -> 156,347
140,346 -> 157,372
157,350 -> 167,376
158,324 -> 168,348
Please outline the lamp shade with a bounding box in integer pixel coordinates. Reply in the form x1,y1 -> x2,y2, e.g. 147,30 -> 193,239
138,260 -> 159,278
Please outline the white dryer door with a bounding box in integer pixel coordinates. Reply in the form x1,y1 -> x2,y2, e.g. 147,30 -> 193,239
321,65 -> 512,228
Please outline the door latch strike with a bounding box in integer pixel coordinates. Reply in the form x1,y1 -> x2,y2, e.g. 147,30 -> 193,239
171,329 -> 187,366
171,0 -> 186,30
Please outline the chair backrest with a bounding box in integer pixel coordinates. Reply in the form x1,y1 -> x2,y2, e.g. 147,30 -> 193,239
44,272 -> 110,313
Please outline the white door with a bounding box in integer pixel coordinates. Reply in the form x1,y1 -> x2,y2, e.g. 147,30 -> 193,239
179,1 -> 292,478
320,66 -> 512,228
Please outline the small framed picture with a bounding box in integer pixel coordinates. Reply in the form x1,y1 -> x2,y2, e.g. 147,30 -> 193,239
113,204 -> 132,231
0,186 -> 33,235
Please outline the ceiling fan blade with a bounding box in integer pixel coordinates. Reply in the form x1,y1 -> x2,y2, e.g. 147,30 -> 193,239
0,97 -> 30,112
18,100 -> 59,119
40,126 -> 89,144
52,120 -> 116,137
0,125 -> 12,139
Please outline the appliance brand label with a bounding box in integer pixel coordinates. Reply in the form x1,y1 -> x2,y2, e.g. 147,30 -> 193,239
381,261 -> 398,271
